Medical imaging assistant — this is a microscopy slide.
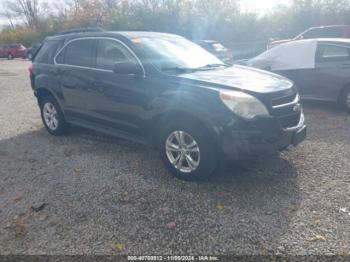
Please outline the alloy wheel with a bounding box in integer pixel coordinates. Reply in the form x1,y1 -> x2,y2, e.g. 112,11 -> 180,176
43,102 -> 59,130
346,92 -> 350,109
165,130 -> 200,173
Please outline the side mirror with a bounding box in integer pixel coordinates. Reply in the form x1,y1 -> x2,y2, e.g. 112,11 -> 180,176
113,61 -> 143,75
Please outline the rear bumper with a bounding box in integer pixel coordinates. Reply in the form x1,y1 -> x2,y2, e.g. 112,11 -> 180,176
221,111 -> 306,160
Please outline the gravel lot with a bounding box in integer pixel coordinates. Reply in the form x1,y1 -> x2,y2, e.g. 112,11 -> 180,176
0,59 -> 350,256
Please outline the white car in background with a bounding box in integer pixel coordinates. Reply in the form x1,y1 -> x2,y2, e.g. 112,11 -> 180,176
242,38 -> 350,111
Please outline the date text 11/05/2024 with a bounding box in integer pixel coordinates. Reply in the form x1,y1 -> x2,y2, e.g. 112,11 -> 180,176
127,255 -> 219,261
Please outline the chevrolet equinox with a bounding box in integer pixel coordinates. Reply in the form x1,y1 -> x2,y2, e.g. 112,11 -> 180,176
30,29 -> 306,181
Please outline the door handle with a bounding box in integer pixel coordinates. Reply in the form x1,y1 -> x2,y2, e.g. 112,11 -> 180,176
63,82 -> 76,89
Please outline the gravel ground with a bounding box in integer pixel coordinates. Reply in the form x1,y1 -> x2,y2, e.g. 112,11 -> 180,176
0,59 -> 349,256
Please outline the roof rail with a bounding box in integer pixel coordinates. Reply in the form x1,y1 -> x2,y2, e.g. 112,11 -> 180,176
55,27 -> 104,36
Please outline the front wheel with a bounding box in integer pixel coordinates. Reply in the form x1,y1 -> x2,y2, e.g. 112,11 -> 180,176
339,87 -> 350,112
159,121 -> 219,181
39,95 -> 69,135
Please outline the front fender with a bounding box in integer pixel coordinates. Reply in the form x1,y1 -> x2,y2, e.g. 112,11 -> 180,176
146,86 -> 235,149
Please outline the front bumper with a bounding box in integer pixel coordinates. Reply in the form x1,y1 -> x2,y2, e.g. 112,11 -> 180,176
222,111 -> 306,160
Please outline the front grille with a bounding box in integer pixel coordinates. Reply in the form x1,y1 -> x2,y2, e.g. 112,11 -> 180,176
278,112 -> 301,129
271,93 -> 297,107
269,90 -> 302,129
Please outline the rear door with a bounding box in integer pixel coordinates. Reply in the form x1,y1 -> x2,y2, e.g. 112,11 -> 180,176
32,39 -> 61,91
54,38 -> 97,120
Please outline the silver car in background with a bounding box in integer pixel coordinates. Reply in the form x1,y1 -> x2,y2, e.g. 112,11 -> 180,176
243,38 -> 350,112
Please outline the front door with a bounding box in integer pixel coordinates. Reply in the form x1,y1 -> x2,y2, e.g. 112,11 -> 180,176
85,38 -> 148,138
297,43 -> 350,101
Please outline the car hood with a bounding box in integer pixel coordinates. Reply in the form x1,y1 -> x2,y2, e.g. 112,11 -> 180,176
179,65 -> 293,93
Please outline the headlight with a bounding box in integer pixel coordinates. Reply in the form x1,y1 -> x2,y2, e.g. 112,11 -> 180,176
219,90 -> 269,119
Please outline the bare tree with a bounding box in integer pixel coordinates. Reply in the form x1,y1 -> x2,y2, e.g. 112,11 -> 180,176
3,0 -> 40,29
1,10 -> 16,29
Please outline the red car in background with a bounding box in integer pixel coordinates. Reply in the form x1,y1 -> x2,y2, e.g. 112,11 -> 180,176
0,44 -> 27,59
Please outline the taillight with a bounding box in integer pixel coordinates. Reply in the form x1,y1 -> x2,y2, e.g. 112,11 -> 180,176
29,63 -> 34,80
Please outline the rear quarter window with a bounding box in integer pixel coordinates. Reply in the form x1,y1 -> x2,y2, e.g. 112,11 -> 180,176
34,40 -> 60,64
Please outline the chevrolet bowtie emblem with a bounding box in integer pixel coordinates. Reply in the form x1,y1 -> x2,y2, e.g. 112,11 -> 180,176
293,103 -> 302,112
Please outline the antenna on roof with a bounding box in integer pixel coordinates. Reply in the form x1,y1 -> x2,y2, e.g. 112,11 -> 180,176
55,27 -> 104,36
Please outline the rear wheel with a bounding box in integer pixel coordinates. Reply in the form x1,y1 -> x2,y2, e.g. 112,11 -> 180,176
159,120 -> 219,181
39,95 -> 69,135
339,87 -> 350,112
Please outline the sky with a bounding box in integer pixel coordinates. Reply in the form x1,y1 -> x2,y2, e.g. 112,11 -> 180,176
0,0 -> 292,27
240,0 -> 291,15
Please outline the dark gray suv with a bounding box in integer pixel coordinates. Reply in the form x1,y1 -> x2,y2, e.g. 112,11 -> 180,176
30,29 -> 306,181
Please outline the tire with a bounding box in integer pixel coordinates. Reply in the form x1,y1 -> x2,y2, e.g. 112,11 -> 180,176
339,87 -> 350,112
39,95 -> 69,136
159,120 -> 219,181
7,54 -> 13,60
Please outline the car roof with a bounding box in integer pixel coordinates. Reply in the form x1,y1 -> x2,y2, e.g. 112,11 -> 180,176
46,31 -> 182,41
116,31 -> 182,38
316,38 -> 350,44
309,25 -> 350,29
278,38 -> 350,47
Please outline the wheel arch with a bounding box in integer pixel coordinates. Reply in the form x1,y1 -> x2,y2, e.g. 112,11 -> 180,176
336,82 -> 350,104
35,87 -> 65,114
150,110 -> 221,153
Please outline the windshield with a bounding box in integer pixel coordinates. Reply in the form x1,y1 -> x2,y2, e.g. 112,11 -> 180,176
248,40 -> 317,70
132,36 -> 224,72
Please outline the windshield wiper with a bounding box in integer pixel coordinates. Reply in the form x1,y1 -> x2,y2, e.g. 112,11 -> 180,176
161,67 -> 196,73
162,63 -> 230,73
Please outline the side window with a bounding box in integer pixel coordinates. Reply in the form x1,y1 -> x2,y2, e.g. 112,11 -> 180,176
96,39 -> 137,71
302,29 -> 320,39
56,39 -> 95,67
316,44 -> 350,62
34,40 -> 60,64
320,27 -> 342,38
